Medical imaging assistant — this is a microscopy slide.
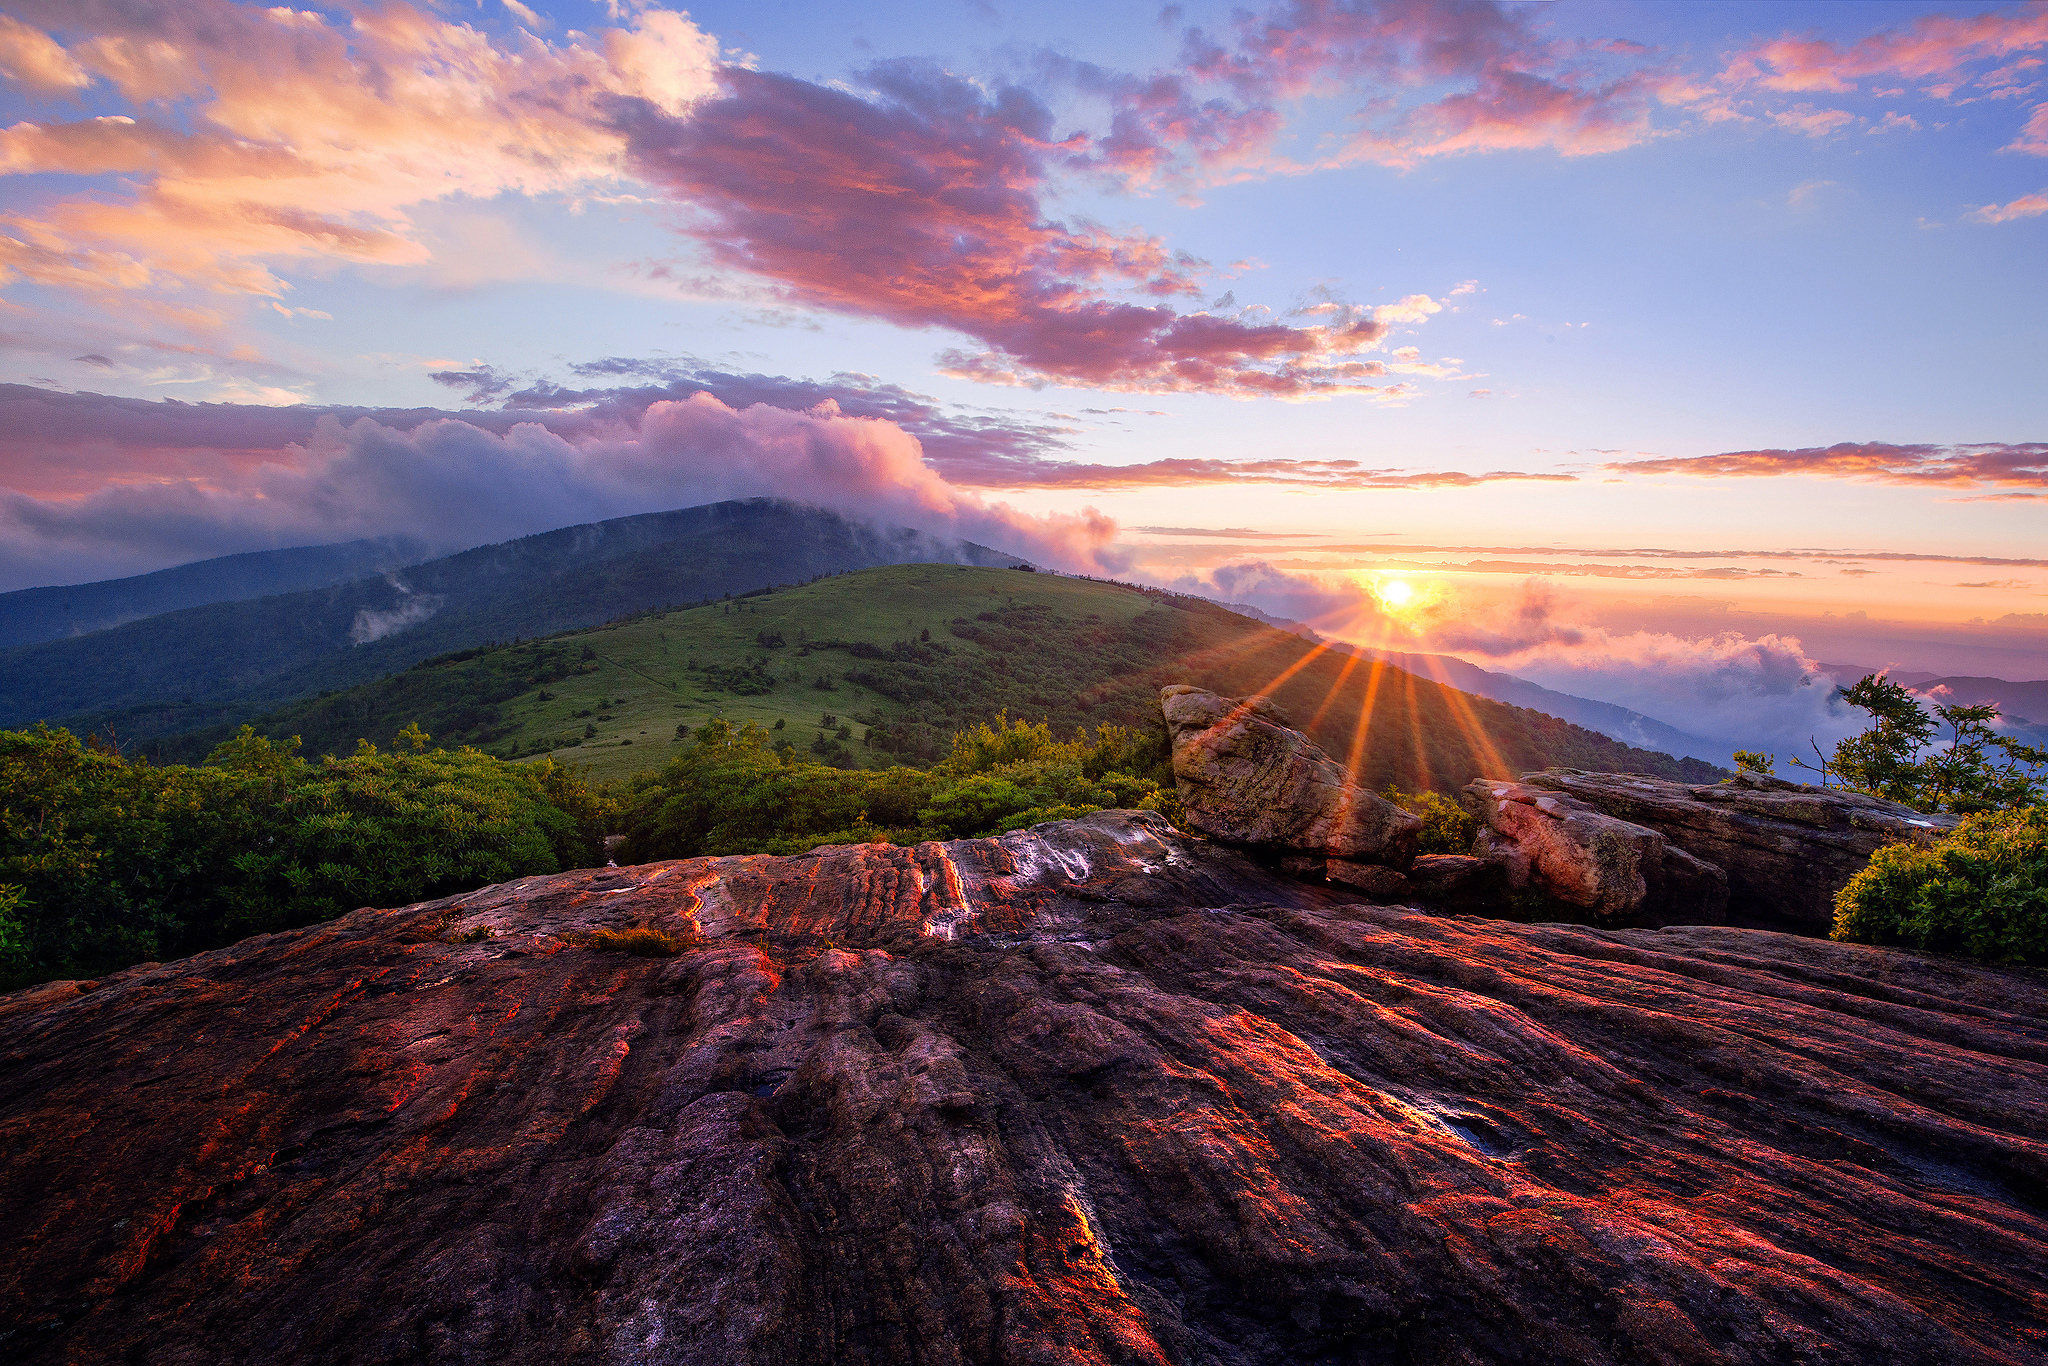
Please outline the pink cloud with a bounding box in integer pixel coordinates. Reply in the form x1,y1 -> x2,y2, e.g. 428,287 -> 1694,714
1721,8 -> 2048,93
0,2 -> 720,302
0,13 -> 91,92
1159,0 -> 1673,173
2013,101 -> 2048,154
925,453 -> 1575,491
1770,105 -> 1857,138
0,378 -> 1569,511
1612,441 -> 2048,489
1971,189 -> 2048,222
613,66 -> 1428,396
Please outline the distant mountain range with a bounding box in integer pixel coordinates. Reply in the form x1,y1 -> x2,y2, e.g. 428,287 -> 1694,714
1818,663 -> 2048,746
1215,602 -> 1733,765
0,536 -> 432,648
1351,648 -> 1732,765
0,500 -> 1021,742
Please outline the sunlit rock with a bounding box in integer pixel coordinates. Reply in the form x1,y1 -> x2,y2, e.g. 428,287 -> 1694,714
1161,683 -> 1420,868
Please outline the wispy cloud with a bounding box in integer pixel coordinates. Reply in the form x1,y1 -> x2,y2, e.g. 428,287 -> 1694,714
1134,527 -> 1325,539
1970,189 -> 2048,223
1719,7 -> 2048,94
1707,7 -> 2048,151
1611,441 -> 2048,491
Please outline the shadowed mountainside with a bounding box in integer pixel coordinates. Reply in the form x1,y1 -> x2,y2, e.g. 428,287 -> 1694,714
0,536 -> 433,648
2,811 -> 2043,1364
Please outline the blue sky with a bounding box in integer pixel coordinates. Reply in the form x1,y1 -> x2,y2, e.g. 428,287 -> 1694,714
1,0 -> 2043,738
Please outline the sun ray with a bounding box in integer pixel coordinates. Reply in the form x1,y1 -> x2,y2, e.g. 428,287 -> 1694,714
1345,659 -> 1390,786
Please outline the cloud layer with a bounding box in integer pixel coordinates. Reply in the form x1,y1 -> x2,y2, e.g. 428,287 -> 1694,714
0,387 -> 1124,590
5,1 -> 2043,403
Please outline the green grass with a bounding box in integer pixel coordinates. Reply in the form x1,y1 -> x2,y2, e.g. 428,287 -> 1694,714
151,565 -> 1727,791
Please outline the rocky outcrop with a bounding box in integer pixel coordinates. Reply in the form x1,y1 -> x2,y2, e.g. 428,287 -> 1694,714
1161,684 -> 1420,868
1462,780 -> 1731,925
5,810 -> 2048,1365
1514,769 -> 1961,933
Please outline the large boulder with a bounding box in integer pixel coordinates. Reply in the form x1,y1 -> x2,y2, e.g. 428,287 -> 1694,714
1515,769 -> 1959,933
1462,779 -> 1730,924
4,812 -> 2047,1364
1161,684 -> 1420,868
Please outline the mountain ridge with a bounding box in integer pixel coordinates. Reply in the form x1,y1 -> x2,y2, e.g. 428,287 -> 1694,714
1352,646 -> 1730,764
0,501 -> 1022,741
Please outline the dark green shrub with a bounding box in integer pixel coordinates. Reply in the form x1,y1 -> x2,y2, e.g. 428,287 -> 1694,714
1832,807 -> 2048,962
613,713 -> 1174,860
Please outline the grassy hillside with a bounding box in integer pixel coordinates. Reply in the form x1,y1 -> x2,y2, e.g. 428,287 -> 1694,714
10,500 -> 1020,741
148,565 -> 1727,790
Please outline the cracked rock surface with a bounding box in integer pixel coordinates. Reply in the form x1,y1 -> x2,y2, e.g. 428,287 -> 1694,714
3,811 -> 2045,1365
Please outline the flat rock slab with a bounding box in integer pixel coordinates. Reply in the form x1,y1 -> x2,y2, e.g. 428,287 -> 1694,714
3,812 -> 2046,1365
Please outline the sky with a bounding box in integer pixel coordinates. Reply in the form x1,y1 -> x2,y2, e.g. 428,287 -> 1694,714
1,0 -> 2044,752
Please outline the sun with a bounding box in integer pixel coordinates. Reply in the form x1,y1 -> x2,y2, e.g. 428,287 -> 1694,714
1374,578 -> 1417,611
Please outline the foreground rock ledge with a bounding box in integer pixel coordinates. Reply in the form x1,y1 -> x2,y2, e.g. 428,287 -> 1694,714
3,812 -> 2045,1366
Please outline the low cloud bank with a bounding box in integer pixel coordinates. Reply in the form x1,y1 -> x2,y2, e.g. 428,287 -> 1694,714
0,392 -> 1123,590
1173,562 -> 1863,760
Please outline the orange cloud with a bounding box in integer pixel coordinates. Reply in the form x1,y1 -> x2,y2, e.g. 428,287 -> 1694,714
0,13 -> 90,92
0,2 -> 720,301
